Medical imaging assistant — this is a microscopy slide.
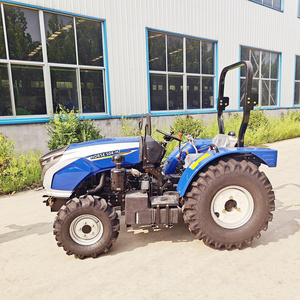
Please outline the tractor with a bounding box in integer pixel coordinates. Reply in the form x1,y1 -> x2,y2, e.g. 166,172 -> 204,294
40,60 -> 277,258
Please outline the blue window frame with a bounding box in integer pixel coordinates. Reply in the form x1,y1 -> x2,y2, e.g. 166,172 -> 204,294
147,29 -> 216,113
0,2 -> 110,124
241,46 -> 280,107
250,0 -> 283,11
295,56 -> 300,106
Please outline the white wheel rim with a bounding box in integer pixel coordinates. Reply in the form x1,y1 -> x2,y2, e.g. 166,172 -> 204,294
69,214 -> 104,245
211,186 -> 254,229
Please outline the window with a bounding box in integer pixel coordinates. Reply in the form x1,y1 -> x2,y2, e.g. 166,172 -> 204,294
250,0 -> 282,11
240,47 -> 279,106
295,56 -> 300,106
148,30 -> 215,112
0,3 -> 107,119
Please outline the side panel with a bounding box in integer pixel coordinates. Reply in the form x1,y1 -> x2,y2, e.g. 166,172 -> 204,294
51,147 -> 140,191
177,147 -> 277,197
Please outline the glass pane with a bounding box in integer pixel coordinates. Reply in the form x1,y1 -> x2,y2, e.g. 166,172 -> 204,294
0,11 -> 6,59
150,74 -> 167,110
186,38 -> 200,74
51,67 -> 78,112
261,52 -> 270,78
80,69 -> 105,113
76,19 -> 103,66
148,31 -> 166,71
202,42 -> 214,75
251,50 -> 260,78
0,64 -> 12,116
241,47 -> 250,77
202,77 -> 214,108
270,53 -> 279,78
261,80 -> 270,106
263,0 -> 272,6
296,56 -> 300,80
270,81 -> 277,105
273,0 -> 281,9
44,13 -> 76,64
4,5 -> 42,61
167,35 -> 183,72
295,82 -> 300,105
168,75 -> 183,110
11,65 -> 46,115
187,76 -> 200,109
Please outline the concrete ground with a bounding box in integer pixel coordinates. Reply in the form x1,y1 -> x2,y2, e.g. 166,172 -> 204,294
0,138 -> 300,300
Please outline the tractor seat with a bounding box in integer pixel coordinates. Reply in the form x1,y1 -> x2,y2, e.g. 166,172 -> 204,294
183,134 -> 237,169
211,134 -> 237,148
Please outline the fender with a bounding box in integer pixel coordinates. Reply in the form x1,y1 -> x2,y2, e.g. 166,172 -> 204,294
177,147 -> 277,197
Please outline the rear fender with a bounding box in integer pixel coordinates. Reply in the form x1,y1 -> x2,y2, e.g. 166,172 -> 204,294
177,147 -> 277,197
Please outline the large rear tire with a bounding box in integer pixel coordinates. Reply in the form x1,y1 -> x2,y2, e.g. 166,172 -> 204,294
53,195 -> 120,258
182,158 -> 275,249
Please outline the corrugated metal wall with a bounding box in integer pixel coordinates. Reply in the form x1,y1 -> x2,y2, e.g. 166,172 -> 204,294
7,0 -> 300,114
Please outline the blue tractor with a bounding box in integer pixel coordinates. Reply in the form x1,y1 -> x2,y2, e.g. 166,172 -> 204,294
40,61 -> 277,258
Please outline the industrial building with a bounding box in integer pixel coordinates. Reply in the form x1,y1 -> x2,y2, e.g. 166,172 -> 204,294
0,0 -> 299,152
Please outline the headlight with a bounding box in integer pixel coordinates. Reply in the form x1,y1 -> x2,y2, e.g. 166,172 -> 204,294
40,145 -> 69,181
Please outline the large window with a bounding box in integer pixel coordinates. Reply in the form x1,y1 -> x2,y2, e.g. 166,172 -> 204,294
250,0 -> 282,11
240,47 -> 279,107
295,56 -> 300,106
148,30 -> 215,112
0,3 -> 107,119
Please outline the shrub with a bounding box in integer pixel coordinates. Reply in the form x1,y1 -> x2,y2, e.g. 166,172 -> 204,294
170,115 -> 205,138
0,133 -> 42,195
0,133 -> 14,172
120,115 -> 140,136
45,105 -> 105,150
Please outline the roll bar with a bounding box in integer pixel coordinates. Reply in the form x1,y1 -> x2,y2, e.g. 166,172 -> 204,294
217,60 -> 258,147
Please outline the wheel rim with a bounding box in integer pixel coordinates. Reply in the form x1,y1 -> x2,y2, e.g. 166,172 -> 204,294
211,186 -> 254,229
69,214 -> 104,245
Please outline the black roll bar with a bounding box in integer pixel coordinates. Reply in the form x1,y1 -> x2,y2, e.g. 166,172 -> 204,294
217,60 -> 258,147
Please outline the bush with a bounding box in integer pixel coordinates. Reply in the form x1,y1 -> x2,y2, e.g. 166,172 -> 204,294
45,106 -> 105,150
120,115 -> 140,136
0,133 -> 42,195
0,133 -> 14,172
170,115 -> 205,138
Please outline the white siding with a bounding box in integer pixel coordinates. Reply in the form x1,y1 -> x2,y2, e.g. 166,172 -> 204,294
6,0 -> 300,114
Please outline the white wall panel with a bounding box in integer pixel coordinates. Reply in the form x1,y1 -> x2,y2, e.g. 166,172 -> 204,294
5,0 -> 300,114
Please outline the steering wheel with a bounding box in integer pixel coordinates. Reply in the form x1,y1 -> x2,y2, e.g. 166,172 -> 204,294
156,129 -> 182,142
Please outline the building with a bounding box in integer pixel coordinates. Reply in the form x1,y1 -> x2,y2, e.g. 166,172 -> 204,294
0,0 -> 300,152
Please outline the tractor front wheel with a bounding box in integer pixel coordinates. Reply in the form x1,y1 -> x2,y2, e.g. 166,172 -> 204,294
183,158 -> 275,249
53,195 -> 120,258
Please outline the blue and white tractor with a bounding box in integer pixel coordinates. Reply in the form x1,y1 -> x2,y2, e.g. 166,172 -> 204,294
40,61 -> 277,258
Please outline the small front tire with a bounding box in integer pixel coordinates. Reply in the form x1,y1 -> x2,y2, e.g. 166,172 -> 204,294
53,195 -> 120,259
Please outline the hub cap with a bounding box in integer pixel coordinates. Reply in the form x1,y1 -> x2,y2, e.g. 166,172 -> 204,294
211,186 -> 254,229
69,214 -> 103,245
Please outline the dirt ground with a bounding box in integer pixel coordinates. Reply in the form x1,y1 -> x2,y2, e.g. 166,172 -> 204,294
1,138 -> 300,300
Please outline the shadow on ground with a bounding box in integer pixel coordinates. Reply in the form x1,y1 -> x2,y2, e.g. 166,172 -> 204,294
0,222 -> 53,243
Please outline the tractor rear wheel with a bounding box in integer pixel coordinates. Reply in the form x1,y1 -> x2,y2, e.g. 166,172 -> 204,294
182,158 -> 275,249
53,195 -> 120,258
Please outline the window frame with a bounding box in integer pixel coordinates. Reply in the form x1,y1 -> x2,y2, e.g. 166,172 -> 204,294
146,28 -> 217,116
294,55 -> 300,107
0,2 -> 110,125
240,45 -> 281,109
249,0 -> 283,12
